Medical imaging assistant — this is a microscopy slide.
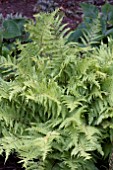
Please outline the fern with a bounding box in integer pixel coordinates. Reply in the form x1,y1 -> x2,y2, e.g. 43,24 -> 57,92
68,3 -> 113,49
0,11 -> 113,169
80,17 -> 102,47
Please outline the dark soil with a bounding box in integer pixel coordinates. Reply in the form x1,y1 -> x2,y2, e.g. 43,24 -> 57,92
0,0 -> 113,29
0,0 -> 37,18
0,153 -> 24,170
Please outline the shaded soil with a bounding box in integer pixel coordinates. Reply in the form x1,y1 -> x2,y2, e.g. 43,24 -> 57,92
0,0 -> 37,18
0,0 -> 113,29
0,153 -> 24,170
57,0 -> 113,29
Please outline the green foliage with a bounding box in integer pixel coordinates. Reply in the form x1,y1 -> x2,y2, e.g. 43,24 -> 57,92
0,13 -> 28,58
68,3 -> 113,47
0,13 -> 27,40
0,11 -> 113,170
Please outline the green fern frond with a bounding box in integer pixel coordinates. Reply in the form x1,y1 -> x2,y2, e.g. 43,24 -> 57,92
0,10 -> 113,170
80,17 -> 102,46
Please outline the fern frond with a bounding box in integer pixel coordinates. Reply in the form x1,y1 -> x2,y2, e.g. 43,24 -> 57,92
80,17 -> 102,46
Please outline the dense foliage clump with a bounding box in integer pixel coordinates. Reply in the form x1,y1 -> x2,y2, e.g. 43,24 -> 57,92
68,2 -> 113,46
0,10 -> 113,170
